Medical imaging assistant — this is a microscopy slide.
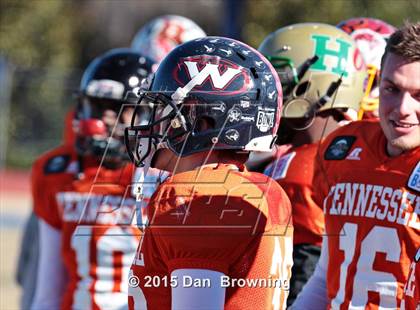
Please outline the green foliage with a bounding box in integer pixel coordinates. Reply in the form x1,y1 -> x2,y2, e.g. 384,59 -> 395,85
1,0 -> 80,168
1,1 -> 77,67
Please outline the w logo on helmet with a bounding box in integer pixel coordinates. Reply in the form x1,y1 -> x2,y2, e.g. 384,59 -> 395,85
184,61 -> 241,89
174,56 -> 251,95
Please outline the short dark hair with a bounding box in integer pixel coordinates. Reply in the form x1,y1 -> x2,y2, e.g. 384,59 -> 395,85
381,22 -> 420,71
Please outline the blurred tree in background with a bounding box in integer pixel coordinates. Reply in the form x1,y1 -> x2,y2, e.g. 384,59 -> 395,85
0,0 -> 418,169
1,0 -> 81,167
0,0 -> 220,169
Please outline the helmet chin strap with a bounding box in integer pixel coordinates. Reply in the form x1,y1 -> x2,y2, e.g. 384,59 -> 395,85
284,55 -> 319,95
159,73 -> 202,132
297,55 -> 319,80
304,74 -> 343,118
281,74 -> 343,123
171,75 -> 199,103
133,154 -> 152,202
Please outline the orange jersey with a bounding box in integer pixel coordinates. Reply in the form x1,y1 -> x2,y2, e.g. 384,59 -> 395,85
129,163 -> 294,310
265,143 -> 324,246
32,148 -> 141,310
314,120 -> 420,309
401,248 -> 420,310
32,144 -> 79,229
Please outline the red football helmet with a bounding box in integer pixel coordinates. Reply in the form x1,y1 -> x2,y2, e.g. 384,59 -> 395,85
338,18 -> 396,119
131,15 -> 206,63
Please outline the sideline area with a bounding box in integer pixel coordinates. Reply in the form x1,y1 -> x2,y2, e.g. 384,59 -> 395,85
0,169 -> 31,309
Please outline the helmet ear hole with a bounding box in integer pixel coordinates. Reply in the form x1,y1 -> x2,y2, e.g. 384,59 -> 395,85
294,81 -> 311,97
193,116 -> 215,134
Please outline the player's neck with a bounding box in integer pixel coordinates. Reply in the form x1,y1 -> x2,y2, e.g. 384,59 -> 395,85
154,150 -> 247,174
386,141 -> 412,157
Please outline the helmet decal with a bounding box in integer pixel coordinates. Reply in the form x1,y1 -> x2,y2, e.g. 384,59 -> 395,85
256,107 -> 276,133
350,28 -> 387,68
310,35 -> 354,77
173,56 -> 252,95
85,79 -> 125,100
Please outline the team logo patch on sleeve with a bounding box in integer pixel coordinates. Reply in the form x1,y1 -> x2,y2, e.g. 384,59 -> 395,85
264,152 -> 296,180
324,136 -> 356,160
407,161 -> 420,193
44,155 -> 70,174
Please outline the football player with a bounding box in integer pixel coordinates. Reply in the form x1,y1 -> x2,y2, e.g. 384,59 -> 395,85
131,15 -> 206,63
16,108 -> 76,309
258,23 -> 367,306
126,36 -> 294,309
129,15 -> 207,209
338,17 -> 396,119
30,48 -> 155,310
293,22 -> 420,309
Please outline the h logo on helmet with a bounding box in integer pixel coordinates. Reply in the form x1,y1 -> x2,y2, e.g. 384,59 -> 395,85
310,35 -> 352,77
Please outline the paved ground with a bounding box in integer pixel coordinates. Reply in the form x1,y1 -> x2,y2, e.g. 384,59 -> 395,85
0,169 -> 31,310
